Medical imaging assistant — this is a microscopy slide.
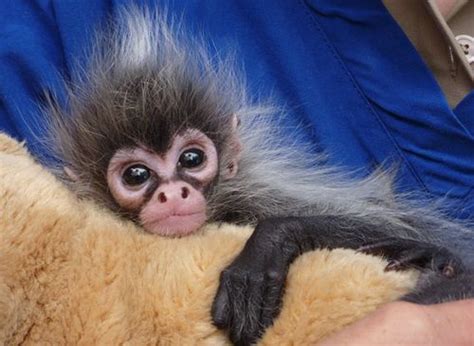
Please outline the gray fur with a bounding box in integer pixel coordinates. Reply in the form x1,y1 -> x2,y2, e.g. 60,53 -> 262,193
45,6 -> 474,267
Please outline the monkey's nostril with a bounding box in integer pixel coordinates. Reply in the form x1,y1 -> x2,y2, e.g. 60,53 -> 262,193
182,187 -> 189,199
158,192 -> 167,203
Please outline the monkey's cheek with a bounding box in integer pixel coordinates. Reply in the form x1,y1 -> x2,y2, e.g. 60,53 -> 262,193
141,212 -> 207,237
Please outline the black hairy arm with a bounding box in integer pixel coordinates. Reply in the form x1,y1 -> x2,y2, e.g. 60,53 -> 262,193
211,216 -> 471,346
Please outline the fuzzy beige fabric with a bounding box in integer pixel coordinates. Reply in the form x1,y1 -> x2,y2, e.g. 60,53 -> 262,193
0,133 -> 418,345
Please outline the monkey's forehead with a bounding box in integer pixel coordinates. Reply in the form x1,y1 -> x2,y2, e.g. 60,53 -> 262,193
112,128 -> 214,154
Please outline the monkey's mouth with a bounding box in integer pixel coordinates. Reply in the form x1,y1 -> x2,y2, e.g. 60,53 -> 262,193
141,211 -> 207,237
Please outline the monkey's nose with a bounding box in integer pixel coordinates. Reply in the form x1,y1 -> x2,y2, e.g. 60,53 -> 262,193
157,186 -> 191,203
158,192 -> 167,203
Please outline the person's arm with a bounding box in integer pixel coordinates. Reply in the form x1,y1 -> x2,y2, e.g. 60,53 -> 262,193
319,300 -> 474,345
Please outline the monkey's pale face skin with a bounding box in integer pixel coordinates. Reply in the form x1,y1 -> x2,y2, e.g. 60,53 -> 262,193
107,129 -> 218,236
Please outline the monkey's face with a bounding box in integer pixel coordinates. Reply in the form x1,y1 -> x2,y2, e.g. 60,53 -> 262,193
106,128 -> 223,237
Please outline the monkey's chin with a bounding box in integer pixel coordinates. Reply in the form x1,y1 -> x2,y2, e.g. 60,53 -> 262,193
141,212 -> 207,237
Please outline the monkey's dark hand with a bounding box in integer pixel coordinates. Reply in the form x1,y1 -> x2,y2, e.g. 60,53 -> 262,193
212,220 -> 292,346
212,217 -> 468,345
358,237 -> 465,277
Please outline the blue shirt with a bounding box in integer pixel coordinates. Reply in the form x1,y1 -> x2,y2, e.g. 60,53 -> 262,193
1,0 -> 473,216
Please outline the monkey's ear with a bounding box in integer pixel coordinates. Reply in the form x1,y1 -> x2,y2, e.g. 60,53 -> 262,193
224,159 -> 239,180
64,167 -> 79,182
222,115 -> 241,180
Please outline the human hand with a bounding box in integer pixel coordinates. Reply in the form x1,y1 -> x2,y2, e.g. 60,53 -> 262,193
319,300 -> 474,345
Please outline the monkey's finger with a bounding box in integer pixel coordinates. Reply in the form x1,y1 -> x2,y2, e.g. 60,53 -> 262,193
211,283 -> 231,328
260,269 -> 285,329
430,250 -> 465,277
384,248 -> 430,271
357,238 -> 403,256
229,274 -> 266,346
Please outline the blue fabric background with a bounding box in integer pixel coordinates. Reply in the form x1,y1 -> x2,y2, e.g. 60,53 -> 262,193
1,0 -> 473,216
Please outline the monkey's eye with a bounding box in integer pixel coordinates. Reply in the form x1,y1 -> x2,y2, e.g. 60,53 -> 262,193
178,148 -> 205,169
122,164 -> 151,186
